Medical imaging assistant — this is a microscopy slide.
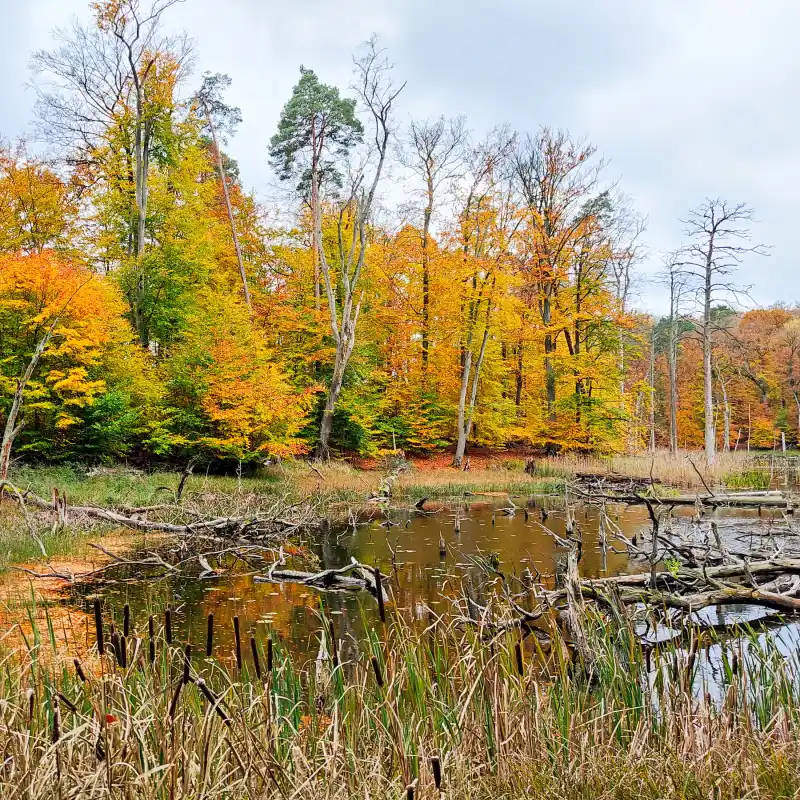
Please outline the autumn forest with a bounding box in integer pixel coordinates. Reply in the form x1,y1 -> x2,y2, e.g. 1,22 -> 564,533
2,0 -> 796,476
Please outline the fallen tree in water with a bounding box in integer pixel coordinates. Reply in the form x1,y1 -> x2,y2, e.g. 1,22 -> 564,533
254,556 -> 389,601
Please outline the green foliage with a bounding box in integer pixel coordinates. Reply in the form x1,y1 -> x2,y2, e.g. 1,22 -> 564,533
269,66 -> 363,195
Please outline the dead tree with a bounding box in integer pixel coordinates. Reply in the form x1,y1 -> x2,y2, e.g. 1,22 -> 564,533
401,116 -> 467,370
677,200 -> 768,464
659,255 -> 689,454
315,40 -> 405,459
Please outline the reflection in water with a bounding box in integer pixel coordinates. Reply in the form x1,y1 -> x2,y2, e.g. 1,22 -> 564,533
52,497 -> 789,670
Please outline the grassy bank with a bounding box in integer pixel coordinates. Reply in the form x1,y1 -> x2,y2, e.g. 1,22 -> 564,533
3,602 -> 800,798
0,463 -> 562,572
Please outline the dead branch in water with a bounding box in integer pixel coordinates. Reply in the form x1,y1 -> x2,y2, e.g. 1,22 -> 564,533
0,480 -> 320,539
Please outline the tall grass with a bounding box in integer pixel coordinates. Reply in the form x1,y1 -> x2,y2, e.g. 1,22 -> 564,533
2,598 -> 800,798
531,450 -> 781,491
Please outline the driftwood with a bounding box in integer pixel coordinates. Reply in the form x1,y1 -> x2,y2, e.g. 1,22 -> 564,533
254,557 -> 389,601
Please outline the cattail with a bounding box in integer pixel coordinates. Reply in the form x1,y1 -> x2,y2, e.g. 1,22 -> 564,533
267,638 -> 274,673
514,641 -> 524,676
371,655 -> 384,688
233,616 -> 242,670
148,615 -> 155,664
120,635 -> 128,669
73,658 -> 87,683
52,696 -> 61,745
431,755 -> 442,790
110,631 -> 121,668
405,783 -> 415,800
374,567 -> 386,623
182,644 -> 192,685
93,599 -> 104,655
168,680 -> 184,720
329,620 -> 338,668
196,678 -> 231,726
27,688 -> 34,724
123,604 -> 131,637
206,613 -> 214,657
165,607 -> 172,645
250,637 -> 262,680
732,652 -> 740,676
57,693 -> 77,715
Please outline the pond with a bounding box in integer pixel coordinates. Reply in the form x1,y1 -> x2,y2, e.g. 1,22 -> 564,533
53,494 -> 793,669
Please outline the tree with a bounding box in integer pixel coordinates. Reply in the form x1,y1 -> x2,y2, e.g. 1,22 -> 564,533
0,143 -> 76,254
269,66 -> 364,309
195,73 -> 252,313
677,200 -> 768,463
659,254 -> 690,453
32,0 -> 191,345
401,116 -> 467,370
0,252 -> 152,470
511,128 -> 605,443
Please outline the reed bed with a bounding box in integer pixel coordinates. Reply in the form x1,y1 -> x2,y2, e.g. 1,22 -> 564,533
531,450 -> 784,491
2,597 -> 800,799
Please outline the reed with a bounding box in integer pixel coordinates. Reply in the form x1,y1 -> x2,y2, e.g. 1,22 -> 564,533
1,600 -> 800,798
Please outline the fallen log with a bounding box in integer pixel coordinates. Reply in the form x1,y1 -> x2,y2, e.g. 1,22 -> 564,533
0,480 -> 317,536
254,558 -> 389,601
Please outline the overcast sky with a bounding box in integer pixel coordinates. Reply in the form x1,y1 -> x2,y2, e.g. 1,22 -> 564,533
1,0 -> 797,313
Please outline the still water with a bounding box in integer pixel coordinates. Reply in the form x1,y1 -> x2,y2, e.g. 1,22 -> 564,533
60,495 -> 788,666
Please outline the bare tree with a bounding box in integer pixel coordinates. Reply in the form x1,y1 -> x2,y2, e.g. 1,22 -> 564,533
677,200 -> 768,464
31,0 -> 191,345
314,40 -> 405,459
659,254 -> 690,454
401,116 -> 467,370
607,197 -> 647,406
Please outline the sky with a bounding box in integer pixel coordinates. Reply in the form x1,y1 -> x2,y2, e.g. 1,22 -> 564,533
1,0 -> 798,314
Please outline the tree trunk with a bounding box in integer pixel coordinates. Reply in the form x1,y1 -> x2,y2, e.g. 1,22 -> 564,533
648,328 -> 656,452
718,374 -> 731,452
316,361 -> 345,460
1,319 -> 59,480
703,247 -> 716,464
453,328 -> 489,467
421,175 -> 433,371
205,103 -> 252,314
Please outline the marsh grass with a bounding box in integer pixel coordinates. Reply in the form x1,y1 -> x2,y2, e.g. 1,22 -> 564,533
531,450 -> 784,491
2,597 -> 800,798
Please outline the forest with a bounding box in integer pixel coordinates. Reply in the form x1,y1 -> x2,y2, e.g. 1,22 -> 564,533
1,0 -> 796,480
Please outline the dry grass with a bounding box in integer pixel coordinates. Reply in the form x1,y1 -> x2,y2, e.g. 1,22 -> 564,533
530,450 -> 785,491
1,599 -> 800,798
